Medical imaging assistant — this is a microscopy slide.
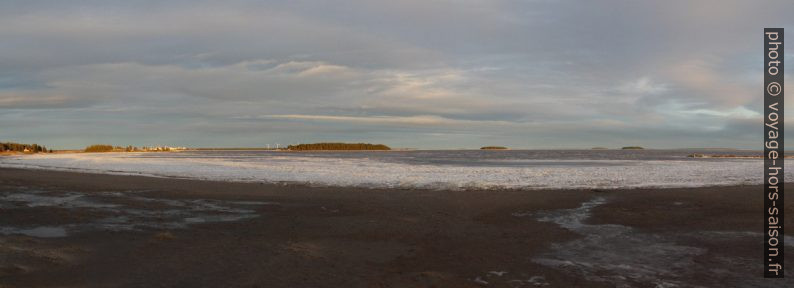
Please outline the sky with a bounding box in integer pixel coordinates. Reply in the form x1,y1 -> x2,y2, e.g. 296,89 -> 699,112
1,0 -> 793,149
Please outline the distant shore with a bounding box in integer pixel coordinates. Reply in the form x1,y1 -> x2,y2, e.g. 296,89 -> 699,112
688,153 -> 788,159
2,148 -> 767,153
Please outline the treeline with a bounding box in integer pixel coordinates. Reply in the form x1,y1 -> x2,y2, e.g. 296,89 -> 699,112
286,143 -> 391,151
84,145 -> 119,152
0,142 -> 50,153
621,146 -> 644,150
84,145 -> 140,152
480,146 -> 508,150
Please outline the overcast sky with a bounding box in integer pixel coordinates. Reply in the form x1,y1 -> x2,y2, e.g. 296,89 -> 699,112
1,0 -> 792,149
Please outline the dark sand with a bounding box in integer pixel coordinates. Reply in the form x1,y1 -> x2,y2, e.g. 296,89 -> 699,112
0,167 -> 791,287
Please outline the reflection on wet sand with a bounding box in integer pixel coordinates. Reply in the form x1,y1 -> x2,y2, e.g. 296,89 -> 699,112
0,186 -> 277,237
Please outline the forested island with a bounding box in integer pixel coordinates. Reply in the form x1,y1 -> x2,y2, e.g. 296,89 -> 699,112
621,146 -> 644,150
286,143 -> 391,151
0,142 -> 50,153
480,146 -> 508,150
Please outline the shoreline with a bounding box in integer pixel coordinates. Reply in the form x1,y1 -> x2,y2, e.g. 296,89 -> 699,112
0,168 -> 792,287
0,151 -> 774,191
1,147 -> 767,154
0,162 -> 771,192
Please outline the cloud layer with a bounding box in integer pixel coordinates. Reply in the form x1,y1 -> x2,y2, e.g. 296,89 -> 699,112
1,0 -> 792,149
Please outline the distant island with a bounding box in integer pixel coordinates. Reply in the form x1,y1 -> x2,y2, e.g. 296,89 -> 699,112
286,143 -> 391,151
0,142 -> 50,153
621,146 -> 644,150
591,147 -> 609,150
480,146 -> 508,150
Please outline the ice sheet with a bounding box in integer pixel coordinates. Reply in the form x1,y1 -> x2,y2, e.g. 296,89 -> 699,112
0,152 -> 783,190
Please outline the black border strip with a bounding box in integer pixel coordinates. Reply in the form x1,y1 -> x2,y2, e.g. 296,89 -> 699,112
764,27 -> 784,278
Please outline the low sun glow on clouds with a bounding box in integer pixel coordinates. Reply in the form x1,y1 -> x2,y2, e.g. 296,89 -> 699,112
1,0 -> 792,149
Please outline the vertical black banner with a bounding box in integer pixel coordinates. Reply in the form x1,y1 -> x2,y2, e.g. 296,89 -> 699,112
764,28 -> 784,278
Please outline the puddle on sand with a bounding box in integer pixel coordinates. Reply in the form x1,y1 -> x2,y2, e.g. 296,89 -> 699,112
529,197 -> 794,288
1,192 -> 118,209
471,270 -> 549,287
0,187 -> 278,238
0,226 -> 67,238
183,214 -> 259,224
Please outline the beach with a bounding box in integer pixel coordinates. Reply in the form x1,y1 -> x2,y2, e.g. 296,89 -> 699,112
2,1 -> 786,285
1,167 -> 791,287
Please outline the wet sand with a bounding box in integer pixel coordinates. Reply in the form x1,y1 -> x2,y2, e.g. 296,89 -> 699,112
0,167 -> 791,287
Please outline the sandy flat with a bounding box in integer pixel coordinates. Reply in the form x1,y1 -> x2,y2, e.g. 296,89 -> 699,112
0,167 -> 791,287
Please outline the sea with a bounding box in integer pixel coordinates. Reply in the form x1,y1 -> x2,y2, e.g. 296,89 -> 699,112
0,149 -> 786,190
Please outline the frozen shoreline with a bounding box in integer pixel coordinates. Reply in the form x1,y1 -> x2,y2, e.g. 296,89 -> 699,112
0,151 -> 786,190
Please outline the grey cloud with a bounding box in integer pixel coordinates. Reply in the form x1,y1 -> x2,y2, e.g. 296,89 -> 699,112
0,0 -> 790,149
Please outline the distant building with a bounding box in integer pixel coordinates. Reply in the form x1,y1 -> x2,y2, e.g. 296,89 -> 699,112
141,146 -> 187,152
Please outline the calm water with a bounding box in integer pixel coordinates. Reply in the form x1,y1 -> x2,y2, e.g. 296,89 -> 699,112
131,149 -> 761,166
